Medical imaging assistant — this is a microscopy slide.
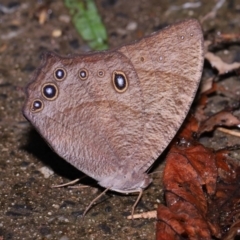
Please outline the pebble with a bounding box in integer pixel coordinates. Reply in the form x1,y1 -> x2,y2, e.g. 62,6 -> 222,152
59,15 -> 71,23
52,29 -> 62,38
38,166 -> 54,178
126,21 -> 138,31
59,236 -> 70,240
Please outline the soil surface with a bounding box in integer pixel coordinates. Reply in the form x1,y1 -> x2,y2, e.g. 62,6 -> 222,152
0,0 -> 240,239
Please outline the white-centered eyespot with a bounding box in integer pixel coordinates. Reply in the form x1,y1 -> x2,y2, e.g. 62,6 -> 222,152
42,83 -> 59,100
79,68 -> 89,80
112,71 -> 128,93
54,68 -> 67,81
97,70 -> 105,78
31,99 -> 44,112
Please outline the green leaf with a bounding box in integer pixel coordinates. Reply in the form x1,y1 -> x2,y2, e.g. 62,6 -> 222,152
64,0 -> 108,50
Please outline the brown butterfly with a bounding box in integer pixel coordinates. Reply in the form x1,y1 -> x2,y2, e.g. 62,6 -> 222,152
23,19 -> 204,213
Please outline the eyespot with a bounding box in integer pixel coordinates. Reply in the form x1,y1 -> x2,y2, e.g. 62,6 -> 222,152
31,99 -> 43,112
97,70 -> 105,78
79,68 -> 88,80
54,68 -> 66,81
42,83 -> 58,100
112,71 -> 128,93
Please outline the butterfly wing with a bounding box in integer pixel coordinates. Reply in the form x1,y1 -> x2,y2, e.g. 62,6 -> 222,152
117,19 -> 204,173
23,19 -> 203,193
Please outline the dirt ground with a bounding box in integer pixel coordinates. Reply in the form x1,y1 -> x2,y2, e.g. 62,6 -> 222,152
0,0 -> 240,239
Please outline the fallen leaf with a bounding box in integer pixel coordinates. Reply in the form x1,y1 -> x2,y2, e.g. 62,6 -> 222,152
199,76 -> 215,94
205,52 -> 240,75
156,115 -> 240,239
157,142 -> 220,239
198,110 -> 240,136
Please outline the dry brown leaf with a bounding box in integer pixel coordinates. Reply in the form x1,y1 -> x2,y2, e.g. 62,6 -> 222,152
212,33 -> 240,45
205,52 -> 240,75
157,142 -> 220,239
156,115 -> 240,240
199,76 -> 214,93
198,110 -> 240,135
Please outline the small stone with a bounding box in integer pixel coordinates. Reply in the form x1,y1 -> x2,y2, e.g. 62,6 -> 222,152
116,28 -> 127,35
126,21 -> 138,31
59,236 -> 69,240
52,204 -> 60,209
38,166 -> 54,178
59,15 -> 71,23
52,29 -> 62,38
